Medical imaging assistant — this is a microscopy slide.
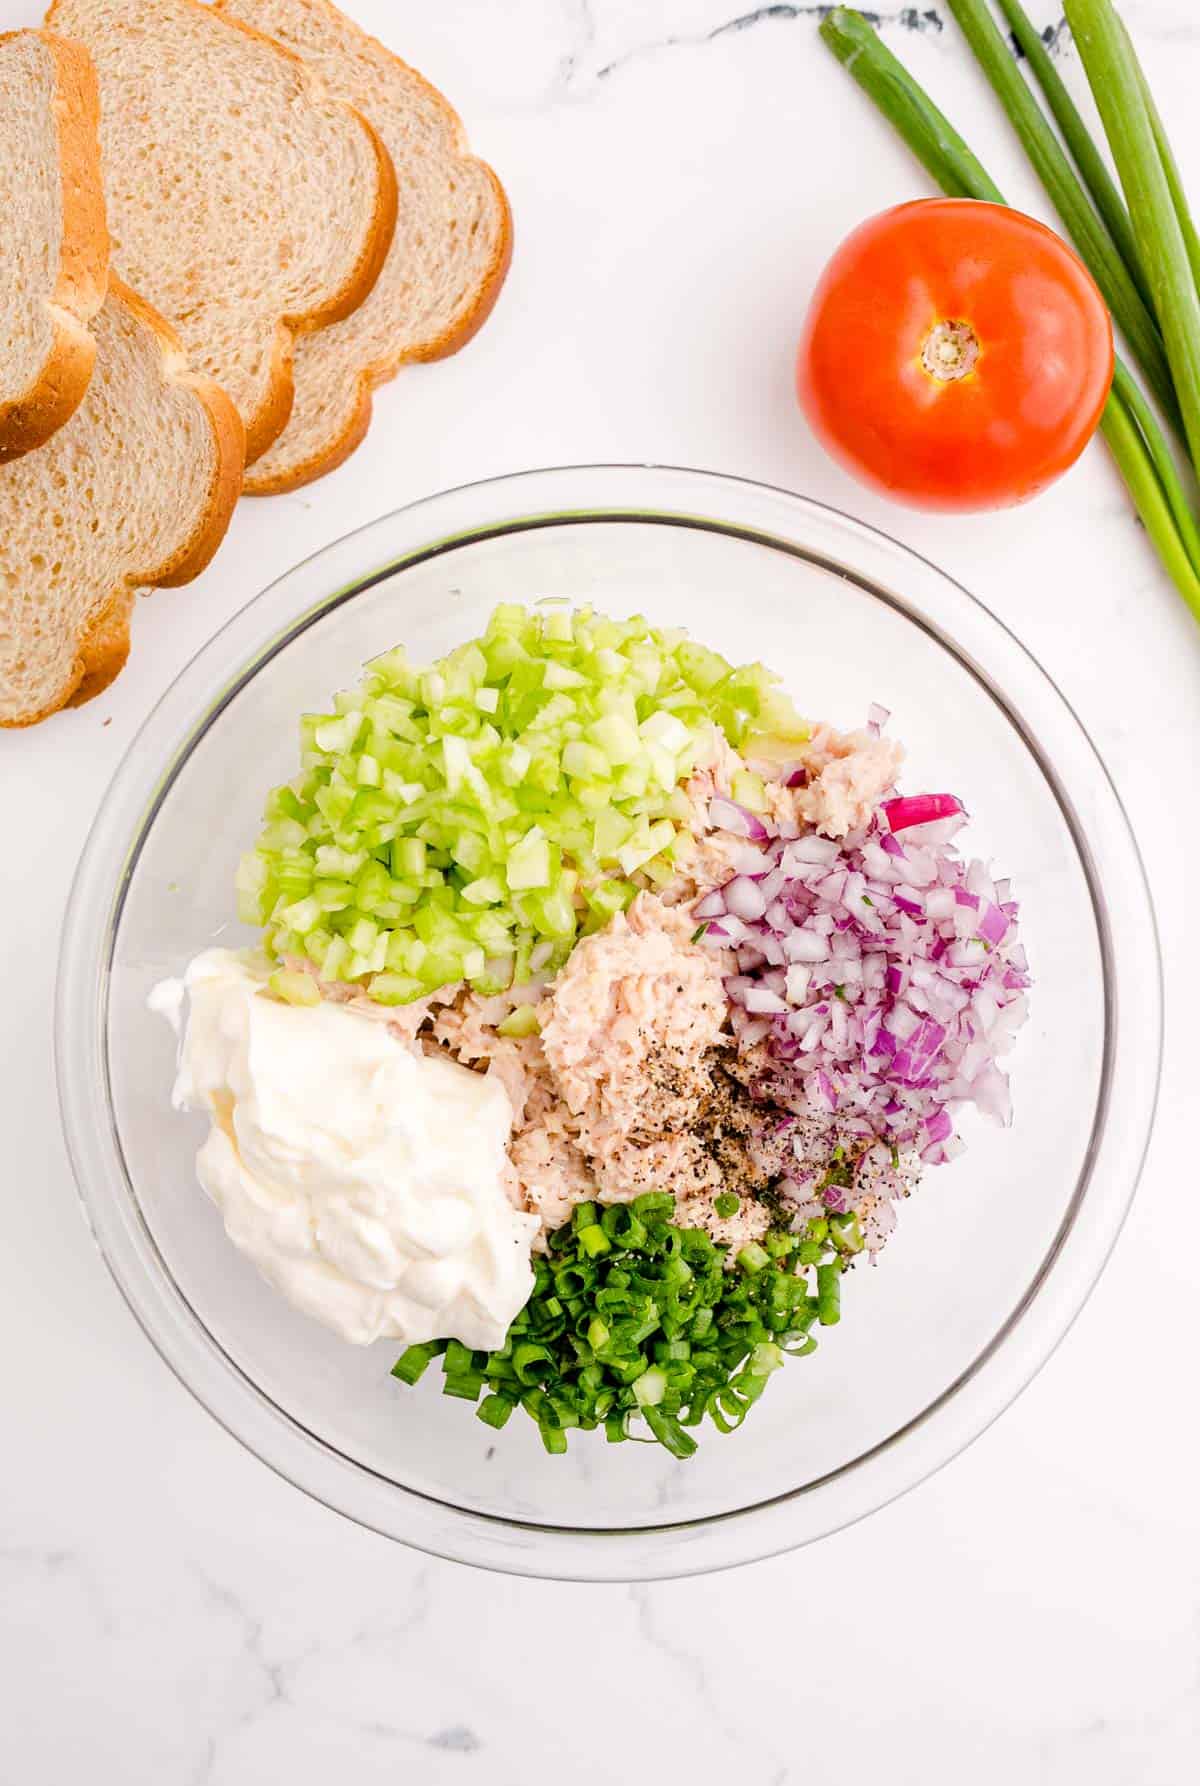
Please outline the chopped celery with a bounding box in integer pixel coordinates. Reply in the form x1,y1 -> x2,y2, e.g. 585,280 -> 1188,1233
280,895 -> 322,934
732,769 -> 768,813
241,605 -> 807,1002
498,1003 -> 540,1037
587,713 -> 641,765
268,969 -> 321,1006
506,828 -> 552,890
616,818 -> 676,876
460,874 -> 505,906
593,808 -> 633,856
639,710 -> 690,753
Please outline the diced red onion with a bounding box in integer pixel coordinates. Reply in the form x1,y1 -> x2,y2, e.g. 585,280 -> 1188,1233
882,793 -> 964,833
708,797 -> 770,842
702,800 -> 1030,1163
808,1069 -> 838,1113
784,835 -> 841,869
978,901 -> 1009,945
785,929 -> 830,964
724,876 -> 768,921
743,988 -> 789,1015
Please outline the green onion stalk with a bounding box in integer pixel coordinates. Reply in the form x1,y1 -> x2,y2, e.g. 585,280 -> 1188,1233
1062,2 -> 1200,476
818,6 -> 1200,624
993,0 -> 1150,306
943,0 -> 1177,430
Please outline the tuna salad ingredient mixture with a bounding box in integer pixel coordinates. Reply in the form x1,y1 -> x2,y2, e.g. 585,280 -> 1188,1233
162,604 -> 1031,1460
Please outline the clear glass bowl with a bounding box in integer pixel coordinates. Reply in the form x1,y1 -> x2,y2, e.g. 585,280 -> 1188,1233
56,466 -> 1161,1580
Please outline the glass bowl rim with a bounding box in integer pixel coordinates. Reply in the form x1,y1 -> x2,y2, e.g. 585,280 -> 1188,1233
55,463 -> 1163,1580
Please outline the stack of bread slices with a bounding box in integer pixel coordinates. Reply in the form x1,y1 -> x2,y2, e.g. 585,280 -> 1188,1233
1,0 -> 511,727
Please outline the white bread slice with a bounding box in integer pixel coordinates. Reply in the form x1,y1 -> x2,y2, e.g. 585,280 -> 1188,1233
217,0 -> 511,493
0,30 -> 109,463
0,278 -> 244,727
45,0 -> 398,464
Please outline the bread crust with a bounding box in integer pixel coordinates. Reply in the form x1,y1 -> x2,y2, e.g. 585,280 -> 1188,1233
112,279 -> 246,587
243,363 -> 373,495
0,278 -> 245,729
0,30 -> 109,463
244,169 -> 512,496
181,0 -> 398,466
44,0 -> 398,468
65,585 -> 134,710
228,0 -> 511,495
237,94 -> 397,466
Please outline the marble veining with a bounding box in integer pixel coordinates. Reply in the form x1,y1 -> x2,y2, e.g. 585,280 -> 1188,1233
595,7 -> 950,84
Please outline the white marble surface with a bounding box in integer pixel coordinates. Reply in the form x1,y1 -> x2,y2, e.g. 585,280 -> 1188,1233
3,0 -> 1200,1778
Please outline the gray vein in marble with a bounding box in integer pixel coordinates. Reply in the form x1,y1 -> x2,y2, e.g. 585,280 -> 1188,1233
1117,1 -> 1200,46
430,1725 -> 484,1754
1038,16 -> 1071,56
182,1565 -> 470,1779
188,1566 -> 299,1783
593,3 -> 946,83
712,5 -> 944,42
347,1562 -> 435,1653
358,1714 -> 485,1756
0,1544 -> 115,1636
629,1584 -> 791,1777
189,1736 -> 218,1786
556,0 -> 597,96
186,1563 -> 347,1783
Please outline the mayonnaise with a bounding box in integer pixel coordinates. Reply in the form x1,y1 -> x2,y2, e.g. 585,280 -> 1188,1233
155,950 -> 537,1350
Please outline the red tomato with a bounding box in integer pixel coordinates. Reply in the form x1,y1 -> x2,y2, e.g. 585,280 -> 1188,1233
797,199 -> 1114,512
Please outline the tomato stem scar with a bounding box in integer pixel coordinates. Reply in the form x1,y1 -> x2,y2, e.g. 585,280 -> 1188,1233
921,319 -> 980,380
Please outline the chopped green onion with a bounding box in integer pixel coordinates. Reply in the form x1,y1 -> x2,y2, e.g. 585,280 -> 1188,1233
390,1340 -> 446,1385
642,1406 -> 698,1459
512,1342 -> 555,1385
830,1211 -> 865,1255
442,1339 -> 477,1375
632,1366 -> 668,1408
476,1393 -> 515,1431
737,1242 -> 770,1275
816,1263 -> 842,1326
442,1372 -> 484,1401
578,1224 -> 612,1260
713,1192 -> 741,1219
630,1192 -> 674,1218
391,1195 -> 848,1457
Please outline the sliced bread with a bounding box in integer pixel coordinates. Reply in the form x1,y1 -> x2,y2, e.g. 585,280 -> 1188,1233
45,0 -> 398,464
0,29 -> 109,463
217,0 -> 512,493
0,278 -> 244,728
